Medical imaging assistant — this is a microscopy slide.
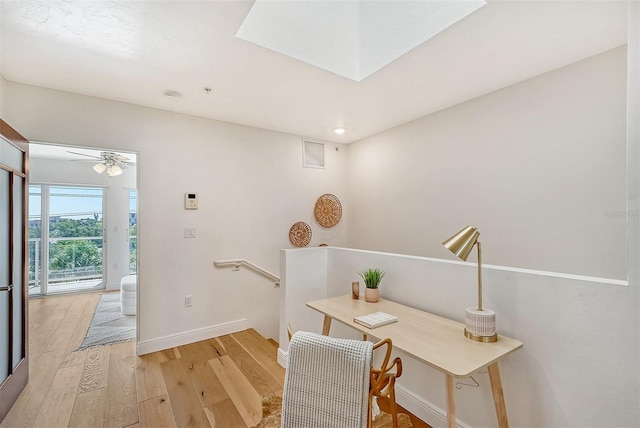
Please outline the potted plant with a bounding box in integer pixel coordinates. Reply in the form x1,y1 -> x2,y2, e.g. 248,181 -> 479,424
359,268 -> 385,303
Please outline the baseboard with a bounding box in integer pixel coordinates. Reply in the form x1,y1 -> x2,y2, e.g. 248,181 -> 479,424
395,384 -> 471,428
105,281 -> 120,291
136,319 -> 248,355
277,347 -> 288,368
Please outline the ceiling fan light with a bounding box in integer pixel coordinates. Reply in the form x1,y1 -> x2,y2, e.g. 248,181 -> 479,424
93,163 -> 106,174
107,164 -> 123,176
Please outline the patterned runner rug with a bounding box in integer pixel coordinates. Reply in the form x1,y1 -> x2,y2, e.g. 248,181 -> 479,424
77,292 -> 135,350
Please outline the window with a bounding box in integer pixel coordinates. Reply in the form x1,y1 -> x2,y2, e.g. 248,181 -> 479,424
129,189 -> 137,274
29,185 -> 104,295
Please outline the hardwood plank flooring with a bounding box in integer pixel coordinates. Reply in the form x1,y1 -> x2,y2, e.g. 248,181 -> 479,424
1,292 -> 431,428
135,353 -> 166,403
78,347 -> 111,394
161,357 -> 210,427
2,349 -> 66,428
208,355 -> 262,427
215,335 -> 282,395
69,387 -> 107,428
104,341 -> 138,428
138,394 -> 174,427
31,362 -> 84,428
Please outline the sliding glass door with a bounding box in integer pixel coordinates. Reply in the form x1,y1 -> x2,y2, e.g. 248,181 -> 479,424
29,185 -> 105,295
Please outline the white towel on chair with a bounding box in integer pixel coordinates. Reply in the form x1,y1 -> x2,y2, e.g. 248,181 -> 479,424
281,331 -> 373,428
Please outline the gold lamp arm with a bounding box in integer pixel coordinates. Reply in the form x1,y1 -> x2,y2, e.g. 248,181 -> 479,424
477,241 -> 482,311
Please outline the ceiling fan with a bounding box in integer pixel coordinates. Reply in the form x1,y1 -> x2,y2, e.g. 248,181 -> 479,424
67,151 -> 134,177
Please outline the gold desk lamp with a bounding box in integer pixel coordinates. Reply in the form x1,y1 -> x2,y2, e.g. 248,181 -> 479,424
443,226 -> 498,343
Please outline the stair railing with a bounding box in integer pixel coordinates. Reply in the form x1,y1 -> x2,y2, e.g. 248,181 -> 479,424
213,259 -> 280,287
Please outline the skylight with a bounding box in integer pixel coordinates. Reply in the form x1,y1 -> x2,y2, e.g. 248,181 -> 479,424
236,0 -> 486,82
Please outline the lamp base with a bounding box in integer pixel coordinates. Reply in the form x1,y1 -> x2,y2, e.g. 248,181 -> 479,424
464,328 -> 498,342
464,307 -> 498,342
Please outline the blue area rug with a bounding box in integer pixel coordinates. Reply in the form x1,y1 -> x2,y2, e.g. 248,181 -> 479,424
77,292 -> 135,350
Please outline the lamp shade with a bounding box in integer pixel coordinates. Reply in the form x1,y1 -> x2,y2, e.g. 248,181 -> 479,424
107,164 -> 123,176
93,163 -> 106,174
442,226 -> 479,261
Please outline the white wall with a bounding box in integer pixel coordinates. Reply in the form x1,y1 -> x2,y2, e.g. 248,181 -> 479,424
346,47 -> 627,280
0,75 -> 6,118
281,247 -> 639,428
627,0 -> 640,359
3,83 -> 349,352
29,156 -> 136,290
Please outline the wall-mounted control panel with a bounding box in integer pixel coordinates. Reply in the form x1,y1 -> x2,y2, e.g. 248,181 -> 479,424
185,193 -> 198,210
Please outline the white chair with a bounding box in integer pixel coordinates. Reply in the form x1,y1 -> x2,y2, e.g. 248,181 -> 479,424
120,274 -> 137,315
282,331 -> 372,428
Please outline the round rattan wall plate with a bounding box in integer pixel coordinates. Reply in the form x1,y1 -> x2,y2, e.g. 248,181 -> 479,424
314,194 -> 342,228
289,221 -> 312,248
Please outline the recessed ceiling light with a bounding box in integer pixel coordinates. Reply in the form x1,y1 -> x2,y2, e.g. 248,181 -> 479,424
333,128 -> 346,135
163,90 -> 182,99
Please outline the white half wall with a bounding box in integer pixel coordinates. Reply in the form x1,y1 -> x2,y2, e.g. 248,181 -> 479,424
278,247 -> 328,364
3,82 -> 349,353
281,247 -> 639,427
346,47 -> 628,280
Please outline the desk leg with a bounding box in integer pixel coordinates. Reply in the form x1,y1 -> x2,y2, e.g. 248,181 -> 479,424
445,374 -> 456,428
488,362 -> 509,428
322,316 -> 332,335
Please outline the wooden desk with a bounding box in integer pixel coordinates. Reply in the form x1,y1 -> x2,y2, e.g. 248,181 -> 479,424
307,295 -> 523,428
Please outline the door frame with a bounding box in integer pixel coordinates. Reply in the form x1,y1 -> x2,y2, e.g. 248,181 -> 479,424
0,120 -> 29,422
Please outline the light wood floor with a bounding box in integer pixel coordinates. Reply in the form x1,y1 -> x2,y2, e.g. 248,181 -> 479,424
1,291 -> 430,428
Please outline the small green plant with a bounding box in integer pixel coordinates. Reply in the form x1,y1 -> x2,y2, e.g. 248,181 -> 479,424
358,268 -> 386,289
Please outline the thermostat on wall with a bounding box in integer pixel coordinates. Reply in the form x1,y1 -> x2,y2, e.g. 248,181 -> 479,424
185,193 -> 198,210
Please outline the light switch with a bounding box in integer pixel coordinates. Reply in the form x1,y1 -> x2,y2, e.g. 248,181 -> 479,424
184,228 -> 196,238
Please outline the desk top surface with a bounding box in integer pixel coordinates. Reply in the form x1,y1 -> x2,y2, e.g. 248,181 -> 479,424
307,295 -> 523,377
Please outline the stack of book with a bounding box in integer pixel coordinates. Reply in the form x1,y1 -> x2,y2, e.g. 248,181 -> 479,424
353,312 -> 398,329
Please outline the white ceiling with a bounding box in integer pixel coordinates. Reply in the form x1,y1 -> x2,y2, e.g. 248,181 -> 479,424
0,1 -> 628,144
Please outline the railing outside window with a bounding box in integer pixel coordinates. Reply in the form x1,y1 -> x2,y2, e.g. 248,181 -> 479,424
29,236 -> 103,292
129,189 -> 137,274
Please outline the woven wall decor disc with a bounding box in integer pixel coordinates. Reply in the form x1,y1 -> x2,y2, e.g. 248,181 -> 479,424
289,222 -> 312,247
314,193 -> 342,228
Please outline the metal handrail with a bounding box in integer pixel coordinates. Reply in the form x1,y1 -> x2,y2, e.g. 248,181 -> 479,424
214,259 -> 280,287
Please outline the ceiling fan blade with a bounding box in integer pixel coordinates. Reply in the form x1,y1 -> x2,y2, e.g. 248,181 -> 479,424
115,161 -> 131,169
114,154 -> 130,162
67,150 -> 103,160
70,159 -> 102,162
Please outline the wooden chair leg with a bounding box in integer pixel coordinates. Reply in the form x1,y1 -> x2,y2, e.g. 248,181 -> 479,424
390,388 -> 399,428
